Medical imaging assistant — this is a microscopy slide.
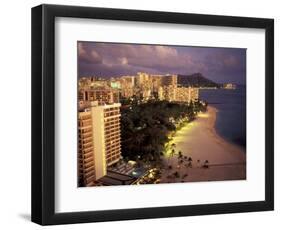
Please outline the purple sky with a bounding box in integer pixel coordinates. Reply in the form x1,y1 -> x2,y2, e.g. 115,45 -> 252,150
78,42 -> 246,84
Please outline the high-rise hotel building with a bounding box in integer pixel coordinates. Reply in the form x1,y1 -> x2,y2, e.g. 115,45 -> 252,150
78,103 -> 122,186
120,76 -> 135,98
78,88 -> 120,105
161,74 -> 178,87
175,87 -> 199,103
78,111 -> 96,186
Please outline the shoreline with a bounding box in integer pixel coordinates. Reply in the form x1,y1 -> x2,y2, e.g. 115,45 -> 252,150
211,105 -> 246,151
160,106 -> 246,183
201,106 -> 246,164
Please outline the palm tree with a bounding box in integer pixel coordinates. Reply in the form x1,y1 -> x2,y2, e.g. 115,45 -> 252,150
178,151 -> 183,159
187,157 -> 193,168
167,148 -> 175,166
182,173 -> 188,179
171,149 -> 175,157
173,171 -> 180,178
203,160 -> 209,168
170,143 -> 176,160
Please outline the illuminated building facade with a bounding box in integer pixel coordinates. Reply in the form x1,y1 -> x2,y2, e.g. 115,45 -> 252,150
158,86 -> 164,100
175,87 -> 199,103
78,103 -> 122,186
120,76 -> 135,98
136,72 -> 150,87
78,88 -> 120,104
161,74 -> 178,87
78,111 -> 96,187
163,85 -> 177,102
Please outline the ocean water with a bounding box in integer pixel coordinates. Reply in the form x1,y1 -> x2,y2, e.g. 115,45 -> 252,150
199,86 -> 246,149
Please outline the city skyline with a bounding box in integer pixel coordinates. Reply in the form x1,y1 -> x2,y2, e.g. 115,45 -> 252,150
77,73 -> 202,186
77,42 -> 246,187
78,42 -> 246,84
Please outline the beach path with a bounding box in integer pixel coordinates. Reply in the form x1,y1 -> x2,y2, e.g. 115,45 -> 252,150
161,106 -> 246,183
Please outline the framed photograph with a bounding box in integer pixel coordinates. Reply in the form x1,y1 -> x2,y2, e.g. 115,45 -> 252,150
31,4 -> 274,225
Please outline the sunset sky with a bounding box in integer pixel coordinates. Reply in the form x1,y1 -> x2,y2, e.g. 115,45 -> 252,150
78,42 -> 246,84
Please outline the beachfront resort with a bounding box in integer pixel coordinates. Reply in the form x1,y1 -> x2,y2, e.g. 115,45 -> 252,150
78,72 -> 246,187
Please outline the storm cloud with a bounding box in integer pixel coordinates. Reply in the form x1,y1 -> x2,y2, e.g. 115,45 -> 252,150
78,42 -> 246,84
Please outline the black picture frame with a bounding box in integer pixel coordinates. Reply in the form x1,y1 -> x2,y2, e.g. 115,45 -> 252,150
31,4 -> 274,225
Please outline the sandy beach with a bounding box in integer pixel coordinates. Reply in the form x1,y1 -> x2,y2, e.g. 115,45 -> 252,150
161,106 -> 246,183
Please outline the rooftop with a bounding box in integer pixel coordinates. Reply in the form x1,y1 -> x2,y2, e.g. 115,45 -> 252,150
97,170 -> 136,186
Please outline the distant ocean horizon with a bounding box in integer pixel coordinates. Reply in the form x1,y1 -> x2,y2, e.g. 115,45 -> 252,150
200,85 -> 246,149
